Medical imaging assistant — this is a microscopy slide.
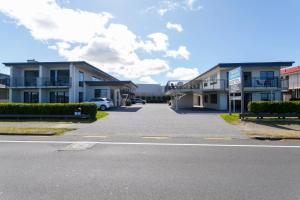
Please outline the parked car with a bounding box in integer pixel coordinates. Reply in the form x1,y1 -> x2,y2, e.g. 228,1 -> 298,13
87,98 -> 114,111
131,98 -> 146,104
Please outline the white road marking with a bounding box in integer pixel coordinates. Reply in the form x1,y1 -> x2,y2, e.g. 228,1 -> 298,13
0,140 -> 300,148
59,142 -> 96,151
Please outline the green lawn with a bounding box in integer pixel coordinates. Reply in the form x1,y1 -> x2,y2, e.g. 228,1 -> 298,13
0,127 -> 75,135
220,113 -> 240,123
96,111 -> 109,120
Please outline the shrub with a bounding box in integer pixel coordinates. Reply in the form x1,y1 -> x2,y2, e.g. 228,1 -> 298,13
125,99 -> 132,106
0,103 -> 97,119
248,101 -> 300,114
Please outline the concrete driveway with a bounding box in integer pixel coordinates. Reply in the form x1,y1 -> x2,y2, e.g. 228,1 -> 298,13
69,104 -> 242,138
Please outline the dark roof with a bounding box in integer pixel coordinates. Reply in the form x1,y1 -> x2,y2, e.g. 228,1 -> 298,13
191,61 -> 294,82
0,73 -> 9,78
85,81 -> 137,88
2,61 -> 118,81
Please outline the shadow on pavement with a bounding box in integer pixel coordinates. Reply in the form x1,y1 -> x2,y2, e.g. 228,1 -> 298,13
108,106 -> 142,112
171,107 -> 225,114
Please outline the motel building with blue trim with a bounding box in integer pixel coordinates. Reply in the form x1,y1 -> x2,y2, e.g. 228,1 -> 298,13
165,62 -> 294,111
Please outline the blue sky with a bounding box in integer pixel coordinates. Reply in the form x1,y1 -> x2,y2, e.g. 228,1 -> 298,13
0,0 -> 299,84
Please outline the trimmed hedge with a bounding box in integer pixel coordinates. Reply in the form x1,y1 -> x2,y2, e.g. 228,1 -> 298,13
0,103 -> 97,119
248,101 -> 300,114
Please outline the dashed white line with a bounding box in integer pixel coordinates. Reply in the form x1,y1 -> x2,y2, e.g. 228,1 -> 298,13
0,140 -> 300,148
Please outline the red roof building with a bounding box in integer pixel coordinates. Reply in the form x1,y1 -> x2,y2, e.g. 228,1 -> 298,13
281,66 -> 300,75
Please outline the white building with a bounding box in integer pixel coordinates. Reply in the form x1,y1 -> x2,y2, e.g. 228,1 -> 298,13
135,84 -> 164,97
166,62 -> 294,111
3,61 -> 136,106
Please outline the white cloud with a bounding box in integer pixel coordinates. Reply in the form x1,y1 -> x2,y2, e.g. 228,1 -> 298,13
166,67 -> 199,80
165,46 -> 190,60
140,33 -> 169,52
185,0 -> 202,10
0,0 -> 112,43
166,22 -> 183,32
0,0 -> 171,79
139,76 -> 158,84
147,0 -> 202,16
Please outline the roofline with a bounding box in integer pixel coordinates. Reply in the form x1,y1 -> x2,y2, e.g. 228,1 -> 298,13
2,61 -> 118,81
85,80 -> 137,88
190,61 -> 295,83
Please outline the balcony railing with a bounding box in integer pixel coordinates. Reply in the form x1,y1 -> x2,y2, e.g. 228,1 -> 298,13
10,77 -> 72,87
165,77 -> 285,94
0,78 -> 10,87
243,77 -> 281,88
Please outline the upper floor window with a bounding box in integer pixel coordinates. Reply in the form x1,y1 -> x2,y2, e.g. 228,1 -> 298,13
24,70 -> 39,86
260,71 -> 274,80
50,70 -> 69,86
79,71 -> 84,87
210,74 -> 217,81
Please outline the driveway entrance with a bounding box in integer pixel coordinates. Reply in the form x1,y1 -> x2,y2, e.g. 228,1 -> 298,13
70,104 -> 241,138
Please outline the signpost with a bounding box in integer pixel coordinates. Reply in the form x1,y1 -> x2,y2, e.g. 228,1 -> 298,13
228,67 -> 244,114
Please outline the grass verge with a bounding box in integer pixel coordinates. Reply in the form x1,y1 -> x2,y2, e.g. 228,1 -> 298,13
245,131 -> 300,140
96,111 -> 109,120
220,113 -> 239,124
0,127 -> 75,136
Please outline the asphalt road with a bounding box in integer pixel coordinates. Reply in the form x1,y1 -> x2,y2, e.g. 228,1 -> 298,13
0,140 -> 300,200
69,104 -> 241,138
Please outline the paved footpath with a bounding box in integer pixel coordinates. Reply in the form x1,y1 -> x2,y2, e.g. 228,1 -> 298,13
69,104 -> 242,138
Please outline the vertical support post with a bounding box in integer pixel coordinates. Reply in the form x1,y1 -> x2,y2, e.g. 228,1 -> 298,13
229,92 -> 231,115
233,93 -> 236,113
241,67 -> 245,114
175,94 -> 178,110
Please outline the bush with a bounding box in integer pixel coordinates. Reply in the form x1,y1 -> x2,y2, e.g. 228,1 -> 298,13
0,103 -> 97,119
125,99 -> 132,106
248,101 -> 300,114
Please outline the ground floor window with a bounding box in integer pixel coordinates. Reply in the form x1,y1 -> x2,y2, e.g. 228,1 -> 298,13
204,95 -> 208,103
210,93 -> 217,104
261,93 -> 274,101
50,91 -> 69,103
94,89 -> 108,98
79,92 -> 84,102
24,92 -> 39,103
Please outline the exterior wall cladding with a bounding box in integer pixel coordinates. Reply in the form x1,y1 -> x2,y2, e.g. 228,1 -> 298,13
166,62 -> 294,111
4,61 -> 136,107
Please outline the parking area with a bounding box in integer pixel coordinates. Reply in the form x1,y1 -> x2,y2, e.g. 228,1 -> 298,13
69,104 -> 242,138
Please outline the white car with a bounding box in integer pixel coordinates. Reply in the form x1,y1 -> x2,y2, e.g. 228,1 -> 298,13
87,98 -> 114,111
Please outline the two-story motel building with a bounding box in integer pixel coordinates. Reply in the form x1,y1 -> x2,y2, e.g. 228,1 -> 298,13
3,60 -> 136,106
166,62 -> 294,111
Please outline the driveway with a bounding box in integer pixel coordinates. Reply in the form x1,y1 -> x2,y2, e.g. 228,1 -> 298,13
69,104 -> 242,138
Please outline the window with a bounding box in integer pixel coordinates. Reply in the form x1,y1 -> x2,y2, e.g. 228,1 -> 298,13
94,89 -> 108,98
210,74 -> 217,85
24,92 -> 39,103
260,71 -> 274,80
210,93 -> 217,104
261,93 -> 274,101
50,70 -> 69,86
50,91 -> 69,103
78,92 -> 84,102
24,70 -> 39,86
204,95 -> 208,103
79,71 -> 84,87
